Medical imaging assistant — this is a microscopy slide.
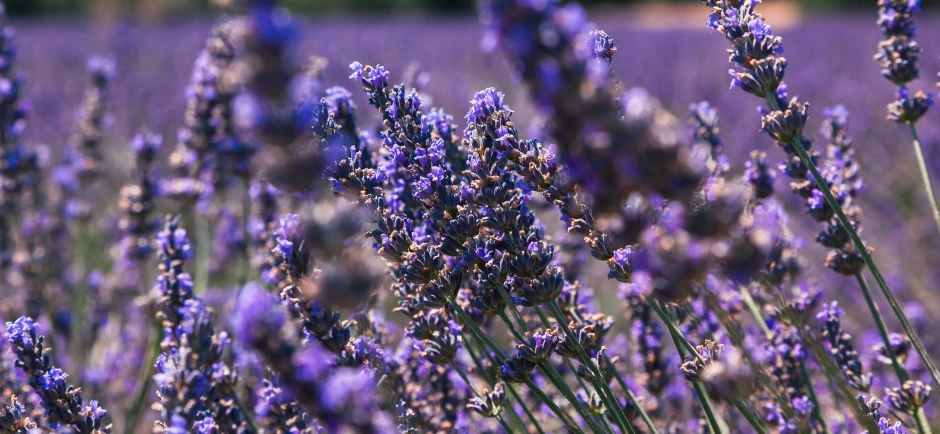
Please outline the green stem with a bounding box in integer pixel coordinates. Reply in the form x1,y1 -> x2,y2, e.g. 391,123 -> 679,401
68,223 -> 91,385
663,316 -> 722,434
565,358 -> 591,397
497,416 -> 514,434
740,286 -> 771,336
453,363 -> 481,397
854,276 -> 932,431
915,408 -> 932,434
524,379 -> 585,434
598,411 -> 616,434
545,301 -> 635,434
886,408 -> 912,430
538,359 -> 609,434
495,307 -> 604,433
800,364 -> 833,434
907,123 -> 940,235
605,354 -> 659,434
231,389 -> 259,432
746,285 -> 828,434
124,318 -> 162,434
239,177 -> 252,287
509,384 -> 546,434
447,297 -> 504,357
495,285 -> 530,334
537,305 -> 657,434
854,273 -> 908,382
647,299 -> 703,363
692,383 -> 723,434
731,398 -> 767,434
764,94 -> 940,390
497,311 -> 528,344
194,215 -> 211,296
464,334 -> 532,433
449,297 -> 582,433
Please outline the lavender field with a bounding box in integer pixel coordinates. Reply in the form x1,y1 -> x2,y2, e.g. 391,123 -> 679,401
2,0 -> 940,432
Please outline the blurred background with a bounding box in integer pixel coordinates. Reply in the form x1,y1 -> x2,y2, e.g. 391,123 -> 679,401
5,0 -> 939,18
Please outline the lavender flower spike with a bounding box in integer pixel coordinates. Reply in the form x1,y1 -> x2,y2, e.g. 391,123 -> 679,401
6,317 -> 111,433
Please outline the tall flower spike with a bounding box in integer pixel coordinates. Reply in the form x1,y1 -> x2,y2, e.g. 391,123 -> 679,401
163,20 -> 237,207
232,283 -> 394,432
114,132 -> 162,290
0,3 -> 34,215
6,317 -> 111,433
816,301 -> 872,392
234,0 -> 307,148
154,215 -> 194,349
72,55 -> 115,184
875,0 -> 924,87
151,218 -> 252,431
481,1 -> 706,215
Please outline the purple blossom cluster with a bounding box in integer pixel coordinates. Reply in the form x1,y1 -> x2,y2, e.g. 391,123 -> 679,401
0,0 -> 938,433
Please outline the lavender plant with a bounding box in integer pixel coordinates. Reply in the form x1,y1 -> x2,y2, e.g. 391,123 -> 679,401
874,0 -> 940,236
0,0 -> 936,432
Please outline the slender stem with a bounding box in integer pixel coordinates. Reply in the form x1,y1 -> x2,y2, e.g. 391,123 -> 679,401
545,301 -> 635,434
764,94 -> 940,389
745,286 -> 828,434
193,215 -> 211,296
731,398 -> 768,434
538,359 -> 609,434
509,384 -> 546,434
68,222 -> 91,384
739,286 -> 771,336
447,297 -> 504,358
464,334 -> 532,434
533,305 -> 552,327
907,123 -> 940,235
524,378 -> 585,434
663,315 -> 722,434
497,416 -> 514,434
647,299 -> 703,363
495,285 -> 530,334
800,364 -> 833,434
537,304 -> 657,434
124,318 -> 162,434
453,363 -> 482,397
449,297 -> 585,433
692,383 -> 723,434
605,354 -> 659,434
915,407 -> 932,434
231,389 -> 259,432
464,337 -> 495,383
854,276 -> 931,431
496,307 -> 604,433
497,311 -> 528,344
563,361 -> 620,434
886,408 -> 913,430
565,358 -> 591,397
238,177 -> 252,287
854,274 -> 908,382
598,411 -> 616,434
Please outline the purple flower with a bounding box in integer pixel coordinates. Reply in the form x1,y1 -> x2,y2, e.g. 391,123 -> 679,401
707,13 -> 721,30
466,87 -> 507,123
613,247 -> 634,267
38,367 -> 68,390
747,17 -> 772,40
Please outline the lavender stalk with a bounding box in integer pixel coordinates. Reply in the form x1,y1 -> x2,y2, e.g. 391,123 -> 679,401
701,0 -> 940,397
874,0 -> 940,235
